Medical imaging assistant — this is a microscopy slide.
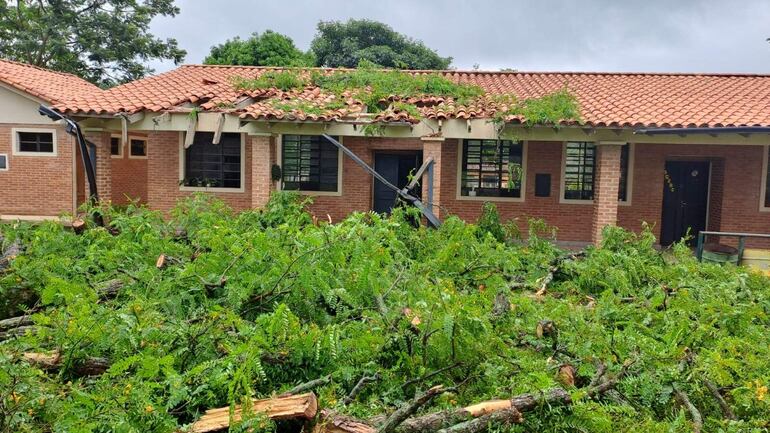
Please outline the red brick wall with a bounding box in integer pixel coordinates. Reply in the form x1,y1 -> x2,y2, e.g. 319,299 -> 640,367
145,131 -> 253,213
0,123 -> 76,217
304,136 -> 424,223
592,144 -> 622,243
111,144 -> 148,206
618,143 -> 769,247
440,140 -> 594,241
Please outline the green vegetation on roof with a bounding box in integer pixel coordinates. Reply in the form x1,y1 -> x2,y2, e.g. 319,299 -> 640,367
230,62 -> 581,128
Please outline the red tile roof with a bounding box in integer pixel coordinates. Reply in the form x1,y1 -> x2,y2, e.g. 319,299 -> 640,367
0,59 -> 101,104
54,64 -> 770,128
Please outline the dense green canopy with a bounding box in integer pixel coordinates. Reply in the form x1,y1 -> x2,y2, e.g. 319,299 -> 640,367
0,195 -> 769,432
204,31 -> 313,67
0,0 -> 186,87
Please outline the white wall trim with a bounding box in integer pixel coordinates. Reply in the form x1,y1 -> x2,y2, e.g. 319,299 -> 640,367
275,133 -> 344,197
178,131 -> 247,193
760,144 -> 770,212
454,139 -> 527,202
11,127 -> 58,157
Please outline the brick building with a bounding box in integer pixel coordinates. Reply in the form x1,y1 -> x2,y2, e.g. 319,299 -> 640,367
4,61 -> 770,246
0,60 -> 101,220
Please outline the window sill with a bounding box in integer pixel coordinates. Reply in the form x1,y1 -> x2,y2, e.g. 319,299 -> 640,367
286,189 -> 343,197
12,151 -> 58,157
179,185 -> 245,193
128,155 -> 148,160
559,199 -> 632,206
456,194 -> 524,203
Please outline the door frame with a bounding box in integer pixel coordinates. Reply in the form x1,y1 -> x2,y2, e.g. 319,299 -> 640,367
371,150 -> 423,212
660,158 -> 713,244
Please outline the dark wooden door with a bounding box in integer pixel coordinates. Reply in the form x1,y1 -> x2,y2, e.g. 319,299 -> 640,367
373,152 -> 421,214
660,161 -> 710,245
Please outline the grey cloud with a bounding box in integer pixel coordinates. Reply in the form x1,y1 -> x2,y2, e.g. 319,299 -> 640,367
147,0 -> 770,73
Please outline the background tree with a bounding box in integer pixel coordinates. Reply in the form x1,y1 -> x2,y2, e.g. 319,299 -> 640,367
204,30 -> 313,67
310,19 -> 452,69
0,0 -> 186,87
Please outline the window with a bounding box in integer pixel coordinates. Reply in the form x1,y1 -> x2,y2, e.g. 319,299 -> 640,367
129,138 -> 147,158
764,146 -> 770,209
183,132 -> 242,189
460,139 -> 524,198
0,154 -> 7,171
618,144 -> 630,202
563,142 -> 595,200
14,130 -> 55,155
281,135 -> 340,192
562,142 -> 631,202
110,136 -> 122,157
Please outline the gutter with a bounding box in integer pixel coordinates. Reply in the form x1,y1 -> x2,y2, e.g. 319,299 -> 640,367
635,126 -> 770,136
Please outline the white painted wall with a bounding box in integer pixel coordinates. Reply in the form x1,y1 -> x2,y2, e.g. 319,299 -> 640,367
0,84 -> 59,125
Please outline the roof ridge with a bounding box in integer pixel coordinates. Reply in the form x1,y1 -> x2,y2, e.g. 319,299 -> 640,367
178,63 -> 770,78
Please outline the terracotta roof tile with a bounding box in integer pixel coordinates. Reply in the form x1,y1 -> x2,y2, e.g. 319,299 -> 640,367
53,64 -> 770,128
0,59 -> 101,104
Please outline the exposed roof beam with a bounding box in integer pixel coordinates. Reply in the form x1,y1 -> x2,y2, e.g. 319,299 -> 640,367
184,114 -> 197,148
212,113 -> 226,144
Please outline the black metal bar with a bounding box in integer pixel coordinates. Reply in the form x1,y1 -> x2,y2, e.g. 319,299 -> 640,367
738,237 -> 746,263
635,126 -> 770,135
696,232 -> 705,261
38,105 -> 104,226
698,231 -> 770,239
321,134 -> 441,227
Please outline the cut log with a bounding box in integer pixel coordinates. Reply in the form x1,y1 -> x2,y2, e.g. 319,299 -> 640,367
71,219 -> 87,234
23,351 -> 110,376
188,392 -> 318,433
315,410 -> 376,433
378,385 -> 448,433
0,238 -> 21,272
95,279 -> 124,299
436,407 -> 523,433
0,325 -> 37,341
0,314 -> 33,331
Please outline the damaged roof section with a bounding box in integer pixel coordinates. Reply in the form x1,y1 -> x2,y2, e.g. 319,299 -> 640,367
53,64 -> 770,129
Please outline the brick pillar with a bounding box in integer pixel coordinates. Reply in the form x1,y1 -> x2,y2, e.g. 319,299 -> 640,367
421,138 -> 444,218
591,142 -> 623,244
83,131 -> 112,204
250,134 -> 273,208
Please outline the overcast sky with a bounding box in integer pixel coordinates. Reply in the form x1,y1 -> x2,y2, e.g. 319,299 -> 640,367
148,0 -> 770,73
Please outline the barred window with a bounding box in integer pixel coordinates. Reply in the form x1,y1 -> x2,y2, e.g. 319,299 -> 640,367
618,144 -> 630,201
129,138 -> 147,157
110,137 -> 121,156
765,147 -> 770,208
563,142 -> 595,200
281,135 -> 340,192
17,132 -> 54,153
183,132 -> 242,189
563,142 -> 630,201
461,139 -> 523,198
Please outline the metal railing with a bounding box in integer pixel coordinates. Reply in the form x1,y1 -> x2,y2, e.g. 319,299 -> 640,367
695,231 -> 770,262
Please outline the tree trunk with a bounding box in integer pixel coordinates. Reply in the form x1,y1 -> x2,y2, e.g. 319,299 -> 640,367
23,351 -> 110,376
188,392 -> 318,433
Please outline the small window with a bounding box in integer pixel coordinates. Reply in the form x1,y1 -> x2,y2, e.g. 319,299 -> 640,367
0,154 -> 7,171
110,136 -> 122,157
183,132 -> 242,189
618,144 -> 630,201
764,147 -> 770,208
129,138 -> 147,158
281,135 -> 340,192
461,139 -> 524,198
563,142 -> 595,200
17,131 -> 54,154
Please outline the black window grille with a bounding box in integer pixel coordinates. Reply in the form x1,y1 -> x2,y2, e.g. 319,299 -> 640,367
110,137 -> 121,156
461,139 -> 523,198
130,139 -> 147,157
183,132 -> 242,188
618,144 -> 630,201
563,142 -> 595,200
17,132 -> 54,153
281,135 -> 340,192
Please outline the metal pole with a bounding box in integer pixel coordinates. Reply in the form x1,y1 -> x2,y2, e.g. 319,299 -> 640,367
696,232 -> 705,261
